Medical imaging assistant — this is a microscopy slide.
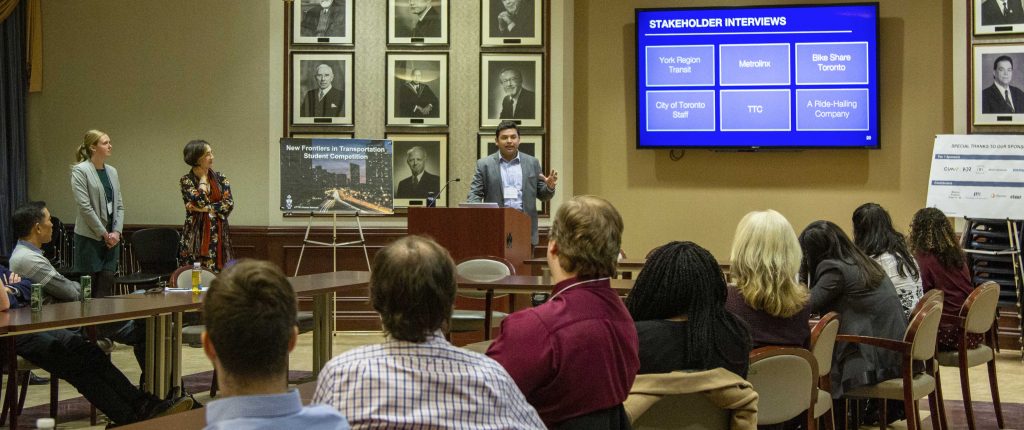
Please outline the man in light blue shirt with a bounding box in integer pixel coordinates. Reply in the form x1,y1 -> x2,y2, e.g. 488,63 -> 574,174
202,260 -> 348,430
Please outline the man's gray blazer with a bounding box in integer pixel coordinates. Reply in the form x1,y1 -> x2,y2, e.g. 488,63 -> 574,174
71,160 -> 125,241
466,152 -> 554,245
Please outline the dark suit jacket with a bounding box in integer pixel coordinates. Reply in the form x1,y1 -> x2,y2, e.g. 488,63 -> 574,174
466,152 -> 554,245
499,88 -> 535,119
981,0 -> 1024,25
300,3 -> 346,37
301,87 -> 344,117
981,83 -> 1024,113
413,6 -> 441,38
395,171 -> 440,199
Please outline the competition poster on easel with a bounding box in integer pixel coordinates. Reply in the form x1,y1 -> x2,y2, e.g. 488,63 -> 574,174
926,134 -> 1024,219
280,138 -> 394,214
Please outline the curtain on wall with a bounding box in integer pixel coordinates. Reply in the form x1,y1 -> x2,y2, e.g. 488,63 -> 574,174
1,0 -> 28,256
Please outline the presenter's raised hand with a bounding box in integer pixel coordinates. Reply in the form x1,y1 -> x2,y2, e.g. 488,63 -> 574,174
539,169 -> 558,189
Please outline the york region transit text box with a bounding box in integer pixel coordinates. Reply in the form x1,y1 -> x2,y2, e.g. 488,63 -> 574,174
645,45 -> 716,87
719,44 -> 791,86
720,90 -> 791,131
796,89 -> 869,130
794,42 -> 869,85
645,90 -> 716,131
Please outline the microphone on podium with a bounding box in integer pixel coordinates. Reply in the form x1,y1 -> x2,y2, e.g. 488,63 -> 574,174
426,178 -> 460,207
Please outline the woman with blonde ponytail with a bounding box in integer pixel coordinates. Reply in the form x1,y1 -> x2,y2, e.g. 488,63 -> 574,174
725,209 -> 812,348
71,130 -> 124,298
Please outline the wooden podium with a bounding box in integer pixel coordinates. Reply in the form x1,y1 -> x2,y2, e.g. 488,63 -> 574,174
408,207 -> 532,274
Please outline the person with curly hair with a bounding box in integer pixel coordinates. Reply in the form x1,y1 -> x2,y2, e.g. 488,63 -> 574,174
908,207 -> 982,351
852,203 -> 922,320
627,241 -> 752,377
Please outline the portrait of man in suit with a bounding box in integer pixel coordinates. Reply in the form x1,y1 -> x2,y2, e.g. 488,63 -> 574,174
300,0 -> 346,38
300,63 -> 344,117
490,0 -> 534,38
395,0 -> 441,38
394,146 -> 441,199
498,67 -> 535,119
981,55 -> 1024,114
980,0 -> 1024,26
397,69 -> 439,118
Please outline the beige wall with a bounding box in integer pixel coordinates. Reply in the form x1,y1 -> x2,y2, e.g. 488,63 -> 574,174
27,1 -> 572,232
573,0 -> 954,259
28,1 -> 273,226
27,1 -> 954,261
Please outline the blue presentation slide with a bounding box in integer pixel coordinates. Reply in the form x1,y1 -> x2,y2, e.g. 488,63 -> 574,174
636,4 -> 878,149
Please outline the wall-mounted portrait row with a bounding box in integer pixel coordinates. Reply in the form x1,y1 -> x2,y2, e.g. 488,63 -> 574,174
290,52 -> 544,128
291,0 -> 543,47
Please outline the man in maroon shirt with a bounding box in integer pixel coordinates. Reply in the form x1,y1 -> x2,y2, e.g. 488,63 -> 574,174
487,195 -> 640,428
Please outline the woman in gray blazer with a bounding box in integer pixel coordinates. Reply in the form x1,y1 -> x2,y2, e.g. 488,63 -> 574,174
71,129 -> 125,297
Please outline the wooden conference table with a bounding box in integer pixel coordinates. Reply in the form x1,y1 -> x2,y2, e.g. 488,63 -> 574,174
0,271 -> 370,429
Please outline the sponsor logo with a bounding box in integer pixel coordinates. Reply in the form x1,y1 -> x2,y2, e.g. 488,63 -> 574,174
1011,195 -> 1022,200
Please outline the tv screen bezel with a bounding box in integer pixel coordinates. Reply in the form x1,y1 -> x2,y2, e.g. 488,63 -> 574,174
634,2 -> 881,150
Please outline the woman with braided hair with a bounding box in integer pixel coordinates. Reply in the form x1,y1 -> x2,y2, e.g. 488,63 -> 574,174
909,207 -> 982,351
625,241 -> 751,378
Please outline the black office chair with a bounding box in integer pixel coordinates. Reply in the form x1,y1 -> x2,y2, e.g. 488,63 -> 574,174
114,228 -> 180,294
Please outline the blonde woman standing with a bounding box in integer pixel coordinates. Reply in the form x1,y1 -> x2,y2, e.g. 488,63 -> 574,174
726,209 -> 811,348
71,130 -> 124,298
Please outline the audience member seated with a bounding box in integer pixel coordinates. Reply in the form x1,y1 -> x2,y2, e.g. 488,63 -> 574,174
909,207 -> 982,351
202,260 -> 349,429
627,241 -> 752,378
853,203 -> 923,320
10,202 -> 146,371
487,195 -> 639,429
726,209 -> 811,349
0,266 -> 191,426
799,220 -> 907,422
314,236 -> 544,429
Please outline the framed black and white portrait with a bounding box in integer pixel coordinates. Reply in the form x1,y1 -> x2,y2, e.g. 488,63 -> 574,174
292,0 -> 354,45
480,53 -> 543,128
388,0 -> 448,45
481,0 -> 542,46
292,53 -> 354,126
387,53 -> 448,127
974,0 -> 1024,35
973,45 -> 1024,125
477,133 -> 543,167
386,133 -> 449,207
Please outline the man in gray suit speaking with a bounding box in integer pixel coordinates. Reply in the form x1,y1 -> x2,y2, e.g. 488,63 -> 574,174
467,120 -> 557,245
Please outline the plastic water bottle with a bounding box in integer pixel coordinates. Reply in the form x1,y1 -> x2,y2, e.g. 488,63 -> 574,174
191,262 -> 201,294
80,275 -> 92,302
36,417 -> 55,429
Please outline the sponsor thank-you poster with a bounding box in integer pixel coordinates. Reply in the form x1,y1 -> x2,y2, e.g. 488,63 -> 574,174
280,138 -> 394,214
926,135 -> 1024,220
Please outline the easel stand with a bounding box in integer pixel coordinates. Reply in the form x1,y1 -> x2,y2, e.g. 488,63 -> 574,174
294,211 -> 371,276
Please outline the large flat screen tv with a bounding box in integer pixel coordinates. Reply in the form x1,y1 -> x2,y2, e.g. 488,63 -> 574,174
635,3 -> 879,150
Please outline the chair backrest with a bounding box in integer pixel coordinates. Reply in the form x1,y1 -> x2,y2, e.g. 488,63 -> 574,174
632,392 -> 729,430
130,228 -> 181,274
962,281 -> 1000,335
456,256 -> 514,299
911,289 -> 944,318
810,312 -> 840,377
747,346 -> 818,425
905,300 -> 944,361
171,265 -> 218,289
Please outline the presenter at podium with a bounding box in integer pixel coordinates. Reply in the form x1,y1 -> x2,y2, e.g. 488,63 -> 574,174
467,120 -> 557,245
981,55 -> 1024,114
